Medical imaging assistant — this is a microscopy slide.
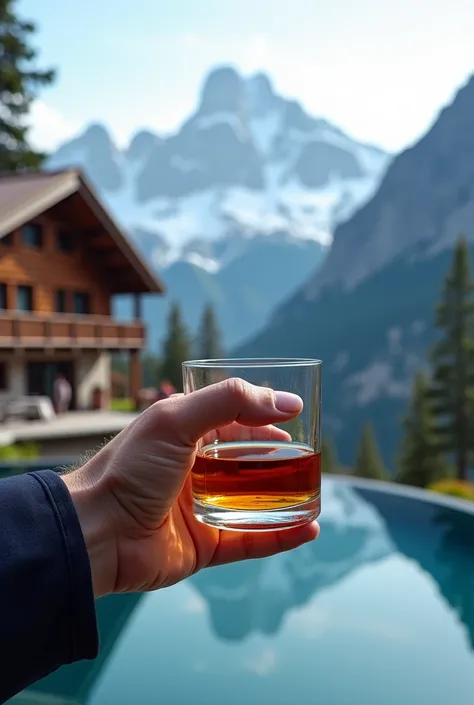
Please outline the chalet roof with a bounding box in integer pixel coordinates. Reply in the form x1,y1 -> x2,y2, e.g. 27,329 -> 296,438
0,169 -> 164,294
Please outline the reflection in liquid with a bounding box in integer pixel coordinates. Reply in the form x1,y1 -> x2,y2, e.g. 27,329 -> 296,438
190,480 -> 395,641
353,486 -> 474,650
18,478 -> 474,705
190,481 -> 474,649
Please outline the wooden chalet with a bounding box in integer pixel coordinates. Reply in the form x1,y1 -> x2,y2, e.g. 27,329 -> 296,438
0,168 -> 164,411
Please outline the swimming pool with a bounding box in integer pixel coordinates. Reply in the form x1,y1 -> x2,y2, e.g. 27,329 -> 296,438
15,476 -> 474,705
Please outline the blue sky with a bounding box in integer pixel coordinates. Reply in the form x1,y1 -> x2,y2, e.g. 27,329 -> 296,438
21,0 -> 474,153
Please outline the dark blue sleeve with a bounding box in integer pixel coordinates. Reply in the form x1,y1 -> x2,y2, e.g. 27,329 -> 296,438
0,470 -> 98,703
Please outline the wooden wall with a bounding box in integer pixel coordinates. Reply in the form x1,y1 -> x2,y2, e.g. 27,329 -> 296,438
0,215 -> 111,316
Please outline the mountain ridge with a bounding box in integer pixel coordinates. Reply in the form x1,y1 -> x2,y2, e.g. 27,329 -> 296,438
237,72 -> 474,463
47,65 -> 390,270
45,65 -> 390,347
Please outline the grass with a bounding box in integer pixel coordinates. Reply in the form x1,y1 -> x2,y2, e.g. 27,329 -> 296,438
110,397 -> 134,412
0,442 -> 40,478
427,478 -> 474,501
0,442 -> 39,461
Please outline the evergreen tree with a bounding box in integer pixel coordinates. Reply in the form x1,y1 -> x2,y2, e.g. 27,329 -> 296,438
430,237 -> 474,480
321,437 -> 339,474
0,1 -> 55,172
196,303 -> 223,359
353,422 -> 388,480
396,372 -> 450,487
160,303 -> 191,392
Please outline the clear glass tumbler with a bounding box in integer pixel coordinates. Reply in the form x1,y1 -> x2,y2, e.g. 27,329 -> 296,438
182,358 -> 321,531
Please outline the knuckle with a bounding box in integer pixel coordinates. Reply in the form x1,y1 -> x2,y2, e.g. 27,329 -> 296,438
144,397 -> 176,430
225,377 -> 251,404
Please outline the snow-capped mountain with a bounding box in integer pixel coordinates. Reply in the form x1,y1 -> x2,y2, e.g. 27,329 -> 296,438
47,66 -> 390,272
45,66 -> 390,348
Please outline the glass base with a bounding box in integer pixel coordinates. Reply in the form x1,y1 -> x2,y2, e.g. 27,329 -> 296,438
193,495 -> 320,532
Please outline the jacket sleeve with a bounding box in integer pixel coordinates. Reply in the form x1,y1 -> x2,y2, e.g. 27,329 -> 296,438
0,470 -> 98,703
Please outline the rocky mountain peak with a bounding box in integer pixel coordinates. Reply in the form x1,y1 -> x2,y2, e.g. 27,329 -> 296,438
48,121 -> 123,192
303,71 -> 474,300
245,72 -> 278,117
282,100 -> 320,133
198,65 -> 245,116
125,130 -> 161,162
81,122 -> 116,150
46,63 -> 389,258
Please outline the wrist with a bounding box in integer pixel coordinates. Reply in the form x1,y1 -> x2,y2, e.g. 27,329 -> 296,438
62,462 -> 117,599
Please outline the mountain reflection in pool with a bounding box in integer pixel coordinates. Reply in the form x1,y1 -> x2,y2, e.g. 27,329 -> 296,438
16,477 -> 474,705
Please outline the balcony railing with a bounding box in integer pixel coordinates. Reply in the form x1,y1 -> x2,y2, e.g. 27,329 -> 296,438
0,312 -> 146,349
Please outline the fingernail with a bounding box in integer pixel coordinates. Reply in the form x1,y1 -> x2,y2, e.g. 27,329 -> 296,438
273,390 -> 303,413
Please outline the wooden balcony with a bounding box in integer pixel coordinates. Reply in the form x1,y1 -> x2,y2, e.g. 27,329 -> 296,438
0,312 -> 146,350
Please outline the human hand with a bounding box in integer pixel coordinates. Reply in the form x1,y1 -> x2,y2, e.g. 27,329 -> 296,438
63,378 -> 319,598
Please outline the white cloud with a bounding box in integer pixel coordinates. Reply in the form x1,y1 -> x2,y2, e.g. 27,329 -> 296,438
243,647 -> 277,676
181,592 -> 206,614
28,101 -> 79,152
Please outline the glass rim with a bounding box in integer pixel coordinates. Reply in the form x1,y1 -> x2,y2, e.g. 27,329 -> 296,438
182,357 -> 322,369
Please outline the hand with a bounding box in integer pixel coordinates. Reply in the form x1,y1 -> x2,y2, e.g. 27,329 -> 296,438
63,378 -> 319,598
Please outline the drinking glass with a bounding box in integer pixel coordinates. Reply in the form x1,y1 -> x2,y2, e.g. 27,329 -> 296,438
182,358 -> 321,531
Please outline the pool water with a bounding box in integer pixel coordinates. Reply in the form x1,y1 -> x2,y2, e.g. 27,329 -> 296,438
15,477 -> 474,705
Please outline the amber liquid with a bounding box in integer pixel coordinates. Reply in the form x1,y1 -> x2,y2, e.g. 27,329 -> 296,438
192,441 -> 321,511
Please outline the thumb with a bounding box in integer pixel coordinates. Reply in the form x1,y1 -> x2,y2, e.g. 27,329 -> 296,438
148,377 -> 303,445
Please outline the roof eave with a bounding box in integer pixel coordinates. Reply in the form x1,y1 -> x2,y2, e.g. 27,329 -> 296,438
0,170 -> 80,240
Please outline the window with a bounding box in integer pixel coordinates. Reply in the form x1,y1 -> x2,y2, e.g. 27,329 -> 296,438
17,285 -> 33,312
21,223 -> 43,249
0,284 -> 6,310
57,230 -> 74,253
73,291 -> 90,315
0,362 -> 7,391
56,289 -> 67,313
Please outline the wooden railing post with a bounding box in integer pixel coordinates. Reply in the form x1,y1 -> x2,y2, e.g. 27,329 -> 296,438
70,319 -> 77,344
44,318 -> 52,343
129,349 -> 142,411
12,316 -> 20,342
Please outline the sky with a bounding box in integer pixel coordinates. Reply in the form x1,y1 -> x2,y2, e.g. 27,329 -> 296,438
21,0 -> 474,154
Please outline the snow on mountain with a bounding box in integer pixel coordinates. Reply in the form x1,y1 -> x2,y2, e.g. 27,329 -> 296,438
46,66 -> 390,273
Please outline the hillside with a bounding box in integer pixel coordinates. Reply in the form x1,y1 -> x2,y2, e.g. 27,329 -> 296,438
237,74 -> 474,465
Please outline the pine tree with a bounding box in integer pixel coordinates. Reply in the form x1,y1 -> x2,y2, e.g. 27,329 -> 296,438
353,422 -> 388,480
196,303 -> 223,359
160,303 -> 191,392
430,237 -> 474,480
321,437 -> 339,474
396,372 -> 450,487
0,1 -> 55,172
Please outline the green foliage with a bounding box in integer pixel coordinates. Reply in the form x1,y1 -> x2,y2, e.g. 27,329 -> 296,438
0,0 -> 55,172
396,371 -> 451,487
0,442 -> 39,476
427,479 -> 474,502
429,237 -> 474,480
160,302 -> 191,392
195,303 -> 224,359
110,398 -> 134,412
0,441 -> 38,460
321,436 -> 339,474
353,422 -> 388,480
